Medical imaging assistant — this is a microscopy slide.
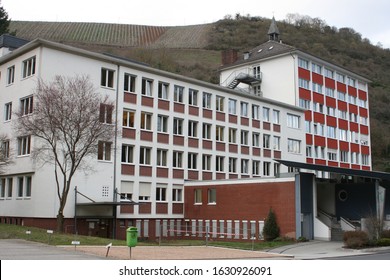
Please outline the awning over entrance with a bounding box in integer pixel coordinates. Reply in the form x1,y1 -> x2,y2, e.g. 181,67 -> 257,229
277,159 -> 390,181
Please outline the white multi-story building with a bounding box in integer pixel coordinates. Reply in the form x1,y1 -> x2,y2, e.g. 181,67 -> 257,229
0,35 -> 305,239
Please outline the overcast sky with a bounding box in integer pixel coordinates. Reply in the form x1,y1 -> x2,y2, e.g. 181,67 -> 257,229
3,0 -> 390,48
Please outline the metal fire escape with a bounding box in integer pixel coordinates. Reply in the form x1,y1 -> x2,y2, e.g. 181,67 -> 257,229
222,69 -> 262,92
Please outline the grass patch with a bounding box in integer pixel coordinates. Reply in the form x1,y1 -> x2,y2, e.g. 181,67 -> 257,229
0,224 -> 294,250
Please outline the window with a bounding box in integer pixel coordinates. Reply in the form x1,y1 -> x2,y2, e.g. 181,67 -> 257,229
4,102 -> 12,121
20,96 -> 33,116
188,153 -> 197,169
157,115 -> 168,133
17,136 -> 31,156
288,139 -> 301,153
338,110 -> 347,120
273,110 -> 280,124
252,105 -> 259,120
228,99 -> 236,114
327,106 -> 336,116
229,157 -> 237,173
140,112 -> 152,130
141,78 -> 153,96
314,123 -> 324,136
216,96 -> 224,112
158,82 -> 169,99
0,178 -> 5,198
216,156 -> 224,172
362,154 -> 369,166
306,146 -> 312,157
287,114 -> 300,128
22,56 -> 36,78
325,87 -> 335,97
299,78 -> 310,90
338,91 -> 346,101
97,141 -> 112,161
215,126 -> 224,141
305,121 -> 311,133
252,160 -> 260,175
327,126 -> 336,139
312,63 -> 322,74
208,188 -> 216,204
263,134 -> 270,149
202,123 -> 211,139
140,147 -> 151,165
172,187 -> 183,202
336,73 -> 345,83
241,130 -> 248,145
157,149 -> 167,166
99,103 -> 113,124
328,151 -> 337,161
339,129 -> 348,141
188,121 -> 198,137
122,110 -> 135,128
229,128 -> 236,143
202,92 -> 212,109
241,159 -> 249,174
241,102 -> 248,117
101,68 -> 115,88
202,154 -> 211,170
173,151 -> 183,168
174,85 -> 184,103
312,83 -> 323,93
7,178 -> 13,198
173,118 -> 183,135
7,66 -> 15,85
156,187 -> 167,201
274,163 -> 280,177
263,107 -> 270,122
1,140 -> 10,159
340,151 -> 349,163
298,58 -> 309,69
252,133 -> 260,147
121,144 -> 133,163
188,89 -> 198,106
194,189 -> 202,204
325,68 -> 334,79
263,162 -> 271,176
273,136 -> 280,150
124,73 -> 136,92
299,99 -> 310,109
18,177 -> 24,198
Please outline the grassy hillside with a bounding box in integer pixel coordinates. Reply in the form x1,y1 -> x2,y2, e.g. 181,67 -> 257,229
9,16 -> 390,171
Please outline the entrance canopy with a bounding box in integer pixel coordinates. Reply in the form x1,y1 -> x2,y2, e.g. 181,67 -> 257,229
277,159 -> 390,181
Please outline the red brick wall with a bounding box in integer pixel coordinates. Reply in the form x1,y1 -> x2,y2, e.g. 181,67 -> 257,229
184,181 -> 296,238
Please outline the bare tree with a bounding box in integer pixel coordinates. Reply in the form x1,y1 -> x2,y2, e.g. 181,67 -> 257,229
0,135 -> 12,174
15,75 -> 116,232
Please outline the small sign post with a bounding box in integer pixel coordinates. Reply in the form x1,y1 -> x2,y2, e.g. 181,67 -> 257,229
71,240 -> 80,251
47,230 -> 53,244
105,243 -> 112,257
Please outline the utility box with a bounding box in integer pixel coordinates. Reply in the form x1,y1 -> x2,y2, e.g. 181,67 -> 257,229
126,227 -> 138,247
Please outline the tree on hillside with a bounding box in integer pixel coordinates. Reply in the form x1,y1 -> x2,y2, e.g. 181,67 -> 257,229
0,2 -> 11,35
15,75 -> 116,232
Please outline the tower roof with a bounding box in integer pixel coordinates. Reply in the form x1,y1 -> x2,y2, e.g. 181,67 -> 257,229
267,16 -> 280,41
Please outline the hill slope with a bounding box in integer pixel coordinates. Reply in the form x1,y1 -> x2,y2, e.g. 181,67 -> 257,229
8,17 -> 390,171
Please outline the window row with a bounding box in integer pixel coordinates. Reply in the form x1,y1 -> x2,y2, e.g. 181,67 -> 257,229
120,187 -> 183,203
5,56 -> 36,86
121,145 -> 281,175
298,58 -> 365,89
306,146 -> 370,165
1,136 -> 31,158
298,78 -> 367,108
0,175 -> 32,199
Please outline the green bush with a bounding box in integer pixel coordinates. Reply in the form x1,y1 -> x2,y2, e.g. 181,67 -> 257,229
343,231 -> 369,248
377,238 -> 390,246
262,208 -> 280,241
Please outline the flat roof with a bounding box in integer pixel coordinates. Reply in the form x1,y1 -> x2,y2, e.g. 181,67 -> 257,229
277,159 -> 390,180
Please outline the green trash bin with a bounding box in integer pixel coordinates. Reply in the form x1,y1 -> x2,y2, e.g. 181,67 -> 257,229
126,227 -> 138,247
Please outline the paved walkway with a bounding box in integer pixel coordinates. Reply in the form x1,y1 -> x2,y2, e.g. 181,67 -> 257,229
0,239 -> 382,260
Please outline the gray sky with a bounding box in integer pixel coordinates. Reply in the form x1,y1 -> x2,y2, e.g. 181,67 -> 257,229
3,0 -> 390,48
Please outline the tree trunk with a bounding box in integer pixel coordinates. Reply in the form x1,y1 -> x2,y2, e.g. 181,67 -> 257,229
56,212 -> 65,233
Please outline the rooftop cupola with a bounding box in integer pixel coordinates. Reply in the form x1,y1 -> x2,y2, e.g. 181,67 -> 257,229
267,16 -> 280,41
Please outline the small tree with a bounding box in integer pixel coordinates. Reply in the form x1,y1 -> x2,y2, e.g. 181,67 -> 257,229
262,208 -> 280,241
15,75 -> 115,232
0,2 -> 11,35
